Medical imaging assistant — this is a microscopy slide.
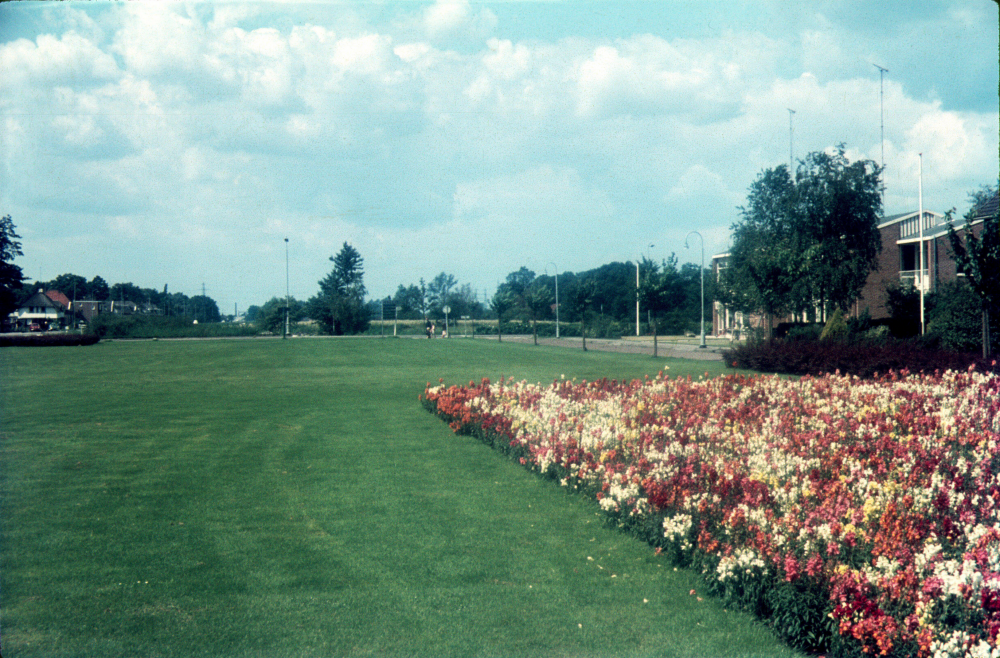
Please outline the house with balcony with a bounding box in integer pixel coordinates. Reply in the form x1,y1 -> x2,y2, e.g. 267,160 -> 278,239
854,209 -> 945,319
856,191 -> 997,320
711,190 -> 998,335
712,209 -> 952,334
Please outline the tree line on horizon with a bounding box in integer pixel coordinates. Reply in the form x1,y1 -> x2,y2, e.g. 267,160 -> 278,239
18,273 -> 223,324
247,251 -> 717,339
2,143 -> 994,349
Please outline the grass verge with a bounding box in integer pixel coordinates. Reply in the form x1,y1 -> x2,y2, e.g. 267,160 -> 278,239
1,337 -> 800,657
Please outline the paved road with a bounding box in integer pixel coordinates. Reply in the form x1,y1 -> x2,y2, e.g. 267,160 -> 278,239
432,334 -> 726,361
10,330 -> 728,361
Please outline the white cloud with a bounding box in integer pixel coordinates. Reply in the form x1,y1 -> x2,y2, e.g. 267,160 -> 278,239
111,4 -> 205,78
0,31 -> 119,88
1,1 -> 995,313
422,0 -> 496,42
424,0 -> 471,36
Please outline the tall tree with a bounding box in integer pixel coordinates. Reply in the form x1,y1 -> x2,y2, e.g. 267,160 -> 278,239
947,184 -> 999,358
494,267 -> 553,344
722,147 -> 882,334
109,282 -> 148,305
0,214 -> 25,321
392,284 -> 425,319
188,294 -> 221,323
426,272 -> 458,317
523,282 -> 553,345
256,296 -> 304,334
449,283 -> 484,320
570,278 -> 597,351
638,254 -> 683,356
721,167 -> 802,334
309,242 -> 369,335
795,147 -> 883,315
502,267 -> 536,299
45,273 -> 89,301
489,288 -> 514,342
88,276 -> 110,301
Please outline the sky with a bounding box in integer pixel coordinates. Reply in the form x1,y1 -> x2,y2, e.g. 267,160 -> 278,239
1,0 -> 997,315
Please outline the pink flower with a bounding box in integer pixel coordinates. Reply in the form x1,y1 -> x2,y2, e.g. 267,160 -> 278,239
783,554 -> 800,581
806,554 -> 824,577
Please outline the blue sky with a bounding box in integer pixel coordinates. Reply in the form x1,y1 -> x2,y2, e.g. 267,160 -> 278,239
1,0 -> 997,315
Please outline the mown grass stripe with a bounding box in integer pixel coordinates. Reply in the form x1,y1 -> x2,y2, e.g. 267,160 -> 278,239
1,338 -> 798,657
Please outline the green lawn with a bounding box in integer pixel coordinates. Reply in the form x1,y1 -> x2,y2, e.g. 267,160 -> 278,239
0,337 -> 801,657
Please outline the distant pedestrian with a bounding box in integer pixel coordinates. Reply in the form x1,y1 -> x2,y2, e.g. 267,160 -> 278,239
431,323 -> 436,337
426,320 -> 431,339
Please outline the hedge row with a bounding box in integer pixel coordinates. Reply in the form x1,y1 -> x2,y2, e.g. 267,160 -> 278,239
0,333 -> 101,347
723,339 -> 996,378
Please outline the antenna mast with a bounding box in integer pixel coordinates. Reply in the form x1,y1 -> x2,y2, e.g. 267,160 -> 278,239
788,108 -> 796,176
873,63 -> 888,207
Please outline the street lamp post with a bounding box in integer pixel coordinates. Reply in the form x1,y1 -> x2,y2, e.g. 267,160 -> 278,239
685,231 -> 706,348
546,262 -> 559,338
635,245 -> 654,337
284,238 -> 290,339
635,260 -> 640,337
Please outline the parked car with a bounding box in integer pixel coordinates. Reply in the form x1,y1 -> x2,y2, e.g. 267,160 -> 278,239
28,323 -> 42,331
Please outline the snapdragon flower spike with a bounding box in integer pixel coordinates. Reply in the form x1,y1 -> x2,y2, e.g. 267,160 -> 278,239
424,370 -> 1000,658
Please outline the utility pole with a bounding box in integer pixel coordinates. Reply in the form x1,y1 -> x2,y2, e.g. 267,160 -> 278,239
284,238 -> 290,339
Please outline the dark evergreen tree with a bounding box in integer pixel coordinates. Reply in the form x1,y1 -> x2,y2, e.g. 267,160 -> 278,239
309,242 -> 369,335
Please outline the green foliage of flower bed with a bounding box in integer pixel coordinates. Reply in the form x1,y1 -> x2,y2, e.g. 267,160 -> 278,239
723,338 -> 989,378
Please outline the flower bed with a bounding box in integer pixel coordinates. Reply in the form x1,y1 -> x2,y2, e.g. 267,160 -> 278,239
422,369 -> 1000,658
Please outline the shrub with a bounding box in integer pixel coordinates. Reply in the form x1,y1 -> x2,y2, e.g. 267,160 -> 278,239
783,323 -> 823,342
86,315 -> 259,339
926,282 -> 987,353
819,309 -> 849,342
724,338 -> 981,378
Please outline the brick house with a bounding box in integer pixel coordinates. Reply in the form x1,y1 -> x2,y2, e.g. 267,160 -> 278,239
711,190 -> 999,334
855,209 -> 944,319
857,191 -> 997,319
72,300 -> 112,322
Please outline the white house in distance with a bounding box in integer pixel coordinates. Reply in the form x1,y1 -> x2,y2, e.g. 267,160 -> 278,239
7,290 -> 67,331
